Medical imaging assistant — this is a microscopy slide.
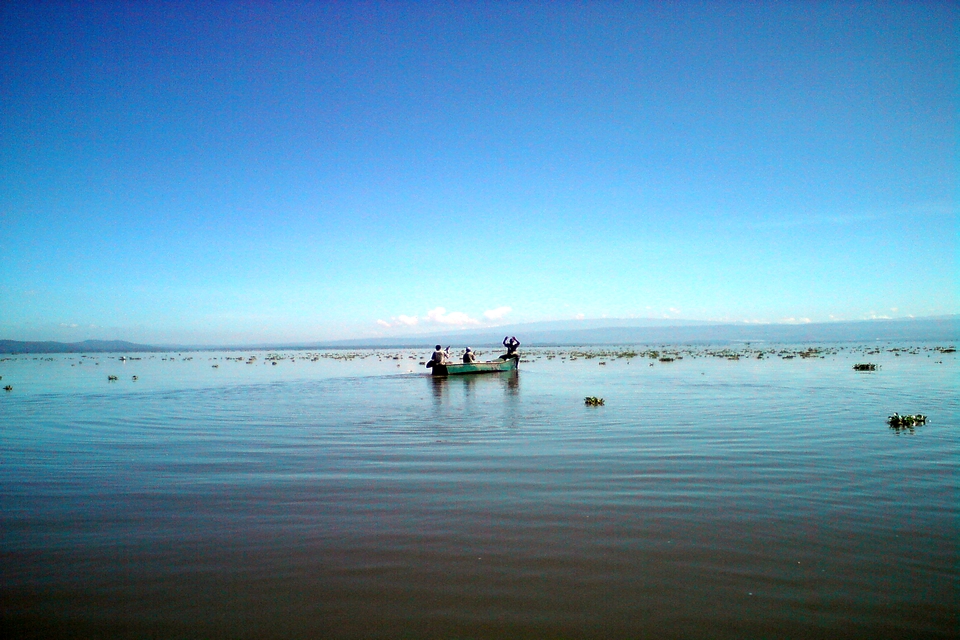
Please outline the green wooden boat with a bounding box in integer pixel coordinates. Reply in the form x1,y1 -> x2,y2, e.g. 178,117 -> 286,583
429,356 -> 518,376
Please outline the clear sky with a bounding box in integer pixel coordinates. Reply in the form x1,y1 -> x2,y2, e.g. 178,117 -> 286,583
2,1 -> 957,345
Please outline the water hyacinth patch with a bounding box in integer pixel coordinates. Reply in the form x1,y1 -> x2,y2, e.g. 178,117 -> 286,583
887,413 -> 927,427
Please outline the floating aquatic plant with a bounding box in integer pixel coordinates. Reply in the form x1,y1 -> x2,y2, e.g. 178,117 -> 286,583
584,396 -> 604,406
887,413 -> 927,427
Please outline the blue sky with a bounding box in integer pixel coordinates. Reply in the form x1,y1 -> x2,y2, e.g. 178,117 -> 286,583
2,1 -> 956,344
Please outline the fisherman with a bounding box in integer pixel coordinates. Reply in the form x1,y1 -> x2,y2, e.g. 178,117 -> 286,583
462,347 -> 477,363
427,345 -> 449,368
500,336 -> 520,360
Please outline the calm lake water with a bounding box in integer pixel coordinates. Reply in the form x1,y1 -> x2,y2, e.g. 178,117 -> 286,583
1,344 -> 957,638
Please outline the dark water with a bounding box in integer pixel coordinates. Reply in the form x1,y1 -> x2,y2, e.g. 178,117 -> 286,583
1,345 -> 957,638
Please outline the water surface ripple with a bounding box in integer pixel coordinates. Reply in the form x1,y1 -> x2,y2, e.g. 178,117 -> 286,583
1,346 -> 957,638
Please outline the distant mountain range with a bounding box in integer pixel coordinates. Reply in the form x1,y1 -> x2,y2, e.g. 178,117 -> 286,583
0,339 -> 165,354
2,316 -> 956,353
323,315 -> 959,348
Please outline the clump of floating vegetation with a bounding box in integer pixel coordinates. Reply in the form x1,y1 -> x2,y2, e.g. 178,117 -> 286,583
503,344 -> 957,364
564,349 -> 661,361
584,396 -> 605,406
887,413 -> 927,427
853,363 -> 879,371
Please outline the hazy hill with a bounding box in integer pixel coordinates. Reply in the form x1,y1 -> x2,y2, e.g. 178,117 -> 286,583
319,316 -> 960,348
0,340 -> 164,354
2,316 -> 956,353
509,316 -> 959,346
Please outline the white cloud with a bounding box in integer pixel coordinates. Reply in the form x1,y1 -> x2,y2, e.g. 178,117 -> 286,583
574,313 -> 585,320
376,314 -> 420,329
483,306 -> 511,321
378,307 -> 504,329
426,307 -> 480,326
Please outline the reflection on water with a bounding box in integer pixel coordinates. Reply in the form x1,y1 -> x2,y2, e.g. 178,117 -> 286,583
426,371 -> 522,436
429,369 -> 519,402
0,347 -> 957,638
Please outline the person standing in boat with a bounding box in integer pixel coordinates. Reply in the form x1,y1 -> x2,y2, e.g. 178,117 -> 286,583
427,345 -> 449,368
462,347 -> 477,363
500,336 -> 520,360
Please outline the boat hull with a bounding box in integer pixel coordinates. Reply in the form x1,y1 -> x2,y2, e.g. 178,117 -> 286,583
429,357 -> 518,376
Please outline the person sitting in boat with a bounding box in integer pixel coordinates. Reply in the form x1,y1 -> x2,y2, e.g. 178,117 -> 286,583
500,336 -> 520,360
462,347 -> 477,363
427,345 -> 448,368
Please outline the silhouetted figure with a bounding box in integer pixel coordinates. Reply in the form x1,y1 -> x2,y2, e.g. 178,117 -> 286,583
427,345 -> 449,368
500,336 -> 520,360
